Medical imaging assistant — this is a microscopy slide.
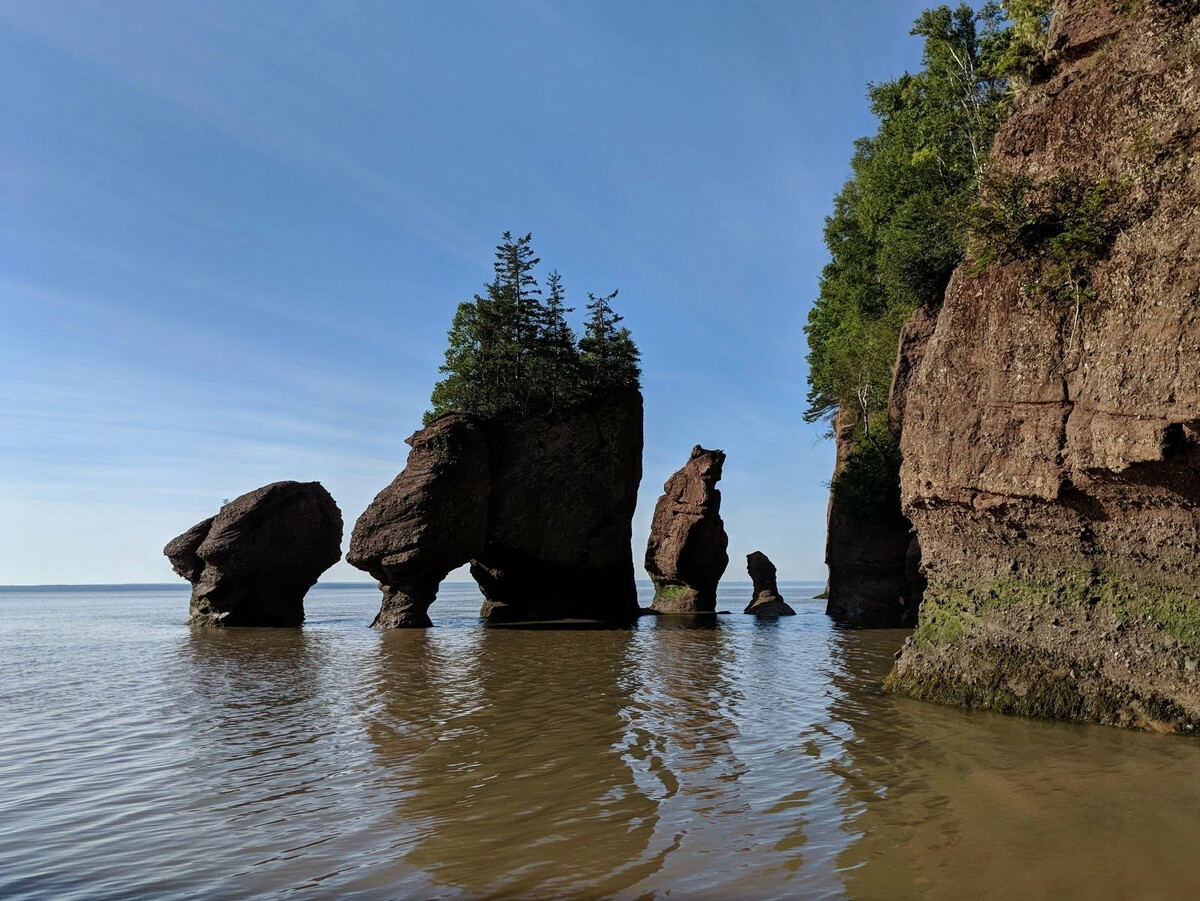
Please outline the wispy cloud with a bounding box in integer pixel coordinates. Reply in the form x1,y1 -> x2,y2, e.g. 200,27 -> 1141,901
0,0 -> 482,261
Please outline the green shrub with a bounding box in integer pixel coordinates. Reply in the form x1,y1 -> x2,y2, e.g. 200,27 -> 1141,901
966,169 -> 1128,307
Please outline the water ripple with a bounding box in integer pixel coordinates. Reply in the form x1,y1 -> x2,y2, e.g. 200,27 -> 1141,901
2,583 -> 1199,899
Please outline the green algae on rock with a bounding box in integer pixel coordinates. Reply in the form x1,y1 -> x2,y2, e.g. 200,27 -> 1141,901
887,571 -> 1200,732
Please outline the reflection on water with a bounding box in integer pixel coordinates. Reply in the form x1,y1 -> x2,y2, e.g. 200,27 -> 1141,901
367,629 -> 659,896
1,582 -> 1198,900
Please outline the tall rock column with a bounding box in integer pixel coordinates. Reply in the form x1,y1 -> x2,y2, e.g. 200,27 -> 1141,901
645,446 -> 729,613
824,302 -> 937,628
822,410 -> 916,628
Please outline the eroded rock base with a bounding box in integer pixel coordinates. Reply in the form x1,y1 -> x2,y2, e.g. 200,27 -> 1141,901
887,573 -> 1200,733
650,584 -> 715,615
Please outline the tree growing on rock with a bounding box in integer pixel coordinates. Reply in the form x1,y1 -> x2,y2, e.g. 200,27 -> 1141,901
579,289 -> 641,395
804,2 -> 1053,433
427,232 -> 640,423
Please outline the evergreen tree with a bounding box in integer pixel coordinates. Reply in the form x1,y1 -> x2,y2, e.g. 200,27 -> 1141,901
427,300 -> 484,422
492,231 -> 543,394
533,269 -> 581,411
580,290 -> 641,392
426,232 -> 640,423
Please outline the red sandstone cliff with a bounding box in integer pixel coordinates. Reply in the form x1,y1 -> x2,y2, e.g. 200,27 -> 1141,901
888,0 -> 1200,731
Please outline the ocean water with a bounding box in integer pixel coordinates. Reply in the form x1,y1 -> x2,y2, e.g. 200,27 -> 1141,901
1,581 -> 1198,900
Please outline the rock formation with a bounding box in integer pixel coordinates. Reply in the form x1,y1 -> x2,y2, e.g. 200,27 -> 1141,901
348,390 -> 643,627
645,446 -> 729,613
744,552 -> 795,616
164,481 -> 343,626
823,407 -> 923,628
888,0 -> 1200,731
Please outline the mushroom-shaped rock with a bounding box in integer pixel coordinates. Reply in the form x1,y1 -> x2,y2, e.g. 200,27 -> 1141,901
744,551 -> 795,616
164,481 -> 343,626
645,446 -> 729,613
348,391 -> 644,627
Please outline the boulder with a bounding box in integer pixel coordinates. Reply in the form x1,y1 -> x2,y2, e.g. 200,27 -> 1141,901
645,446 -> 729,613
165,481 -> 343,626
744,551 -> 795,615
348,390 -> 644,627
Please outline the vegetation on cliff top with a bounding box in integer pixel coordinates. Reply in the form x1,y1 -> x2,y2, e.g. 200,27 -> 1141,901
806,2 -> 1052,510
426,232 -> 641,423
805,1 -> 1053,431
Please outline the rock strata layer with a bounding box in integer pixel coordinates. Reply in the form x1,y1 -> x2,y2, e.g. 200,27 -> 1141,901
164,481 -> 343,626
347,391 -> 643,627
645,446 -> 729,613
744,552 -> 795,616
888,0 -> 1200,731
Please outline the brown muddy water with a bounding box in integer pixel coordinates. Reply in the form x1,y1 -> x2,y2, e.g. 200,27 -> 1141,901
1,582 -> 1198,900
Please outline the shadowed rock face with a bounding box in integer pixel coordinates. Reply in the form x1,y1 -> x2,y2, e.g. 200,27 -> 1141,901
823,409 -> 924,629
825,301 -> 936,628
889,0 -> 1200,731
164,481 -> 343,627
348,391 -> 643,627
645,446 -> 729,613
744,552 -> 795,616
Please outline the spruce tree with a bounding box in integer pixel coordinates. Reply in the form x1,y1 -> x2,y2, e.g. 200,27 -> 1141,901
580,290 -> 641,393
533,269 -> 581,411
427,232 -> 640,423
492,231 -> 543,399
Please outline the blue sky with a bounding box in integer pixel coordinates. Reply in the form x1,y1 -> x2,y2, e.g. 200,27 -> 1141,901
1,0 -> 933,584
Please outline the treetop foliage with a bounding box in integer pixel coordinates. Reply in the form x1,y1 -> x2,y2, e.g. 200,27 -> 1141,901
426,232 -> 640,424
804,1 -> 1052,428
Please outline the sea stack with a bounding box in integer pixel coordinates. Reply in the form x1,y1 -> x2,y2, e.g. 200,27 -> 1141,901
823,407 -> 925,629
887,0 -> 1200,731
645,446 -> 729,613
164,480 -> 343,626
348,390 -> 643,627
744,552 -> 795,616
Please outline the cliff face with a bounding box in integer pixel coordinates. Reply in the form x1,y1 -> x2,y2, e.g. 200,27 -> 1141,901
825,299 -> 938,629
889,0 -> 1200,731
348,391 -> 643,626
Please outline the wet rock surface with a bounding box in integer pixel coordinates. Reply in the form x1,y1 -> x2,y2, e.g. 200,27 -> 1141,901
744,552 -> 795,616
645,446 -> 729,614
165,481 -> 343,627
348,391 -> 643,627
889,0 -> 1200,731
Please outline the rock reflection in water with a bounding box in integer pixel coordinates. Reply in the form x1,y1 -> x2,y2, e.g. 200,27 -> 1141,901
165,625 -> 393,899
365,627 -> 660,898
